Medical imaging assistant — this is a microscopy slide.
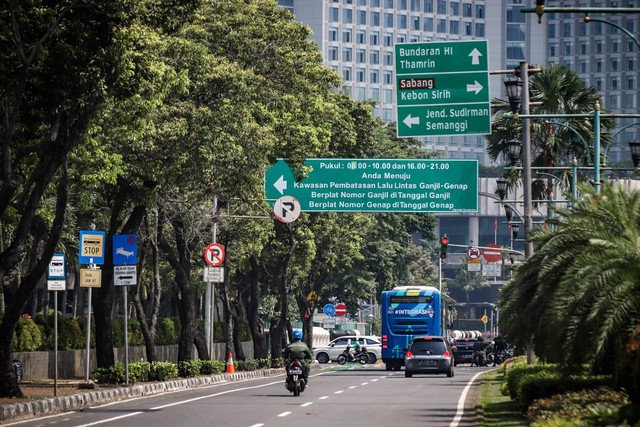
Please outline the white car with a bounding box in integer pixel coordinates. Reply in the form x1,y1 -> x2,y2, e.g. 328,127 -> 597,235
312,336 -> 382,364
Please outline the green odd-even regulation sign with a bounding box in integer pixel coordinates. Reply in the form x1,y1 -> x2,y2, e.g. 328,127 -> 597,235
265,159 -> 478,213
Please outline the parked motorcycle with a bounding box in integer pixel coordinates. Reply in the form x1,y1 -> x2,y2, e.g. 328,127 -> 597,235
486,347 -> 514,366
336,347 -> 370,365
285,359 -> 307,396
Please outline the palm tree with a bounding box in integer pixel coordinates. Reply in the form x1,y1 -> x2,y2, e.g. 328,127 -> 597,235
487,64 -> 614,202
451,269 -> 490,319
500,182 -> 640,404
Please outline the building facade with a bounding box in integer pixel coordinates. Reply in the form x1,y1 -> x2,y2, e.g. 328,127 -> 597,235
544,0 -> 639,164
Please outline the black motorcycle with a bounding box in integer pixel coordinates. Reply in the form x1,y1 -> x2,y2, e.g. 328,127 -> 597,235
336,347 -> 370,365
285,359 -> 307,396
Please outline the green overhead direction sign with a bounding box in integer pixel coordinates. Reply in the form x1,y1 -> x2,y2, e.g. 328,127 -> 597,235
395,40 -> 491,137
265,159 -> 478,213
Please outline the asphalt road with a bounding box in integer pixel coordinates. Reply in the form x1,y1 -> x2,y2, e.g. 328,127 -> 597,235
6,364 -> 490,427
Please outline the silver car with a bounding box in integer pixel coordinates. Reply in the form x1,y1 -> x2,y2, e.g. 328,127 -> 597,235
312,336 -> 381,364
404,336 -> 454,378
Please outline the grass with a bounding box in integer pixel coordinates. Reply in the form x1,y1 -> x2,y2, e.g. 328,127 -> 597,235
479,369 -> 529,427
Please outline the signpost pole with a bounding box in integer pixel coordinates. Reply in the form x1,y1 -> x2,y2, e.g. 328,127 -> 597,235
85,285 -> 92,383
54,291 -> 58,397
124,285 -> 129,386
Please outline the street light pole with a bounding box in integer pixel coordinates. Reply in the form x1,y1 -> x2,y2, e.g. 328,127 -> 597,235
519,62 -> 534,260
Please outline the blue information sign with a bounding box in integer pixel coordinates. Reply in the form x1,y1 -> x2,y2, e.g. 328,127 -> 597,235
323,304 -> 336,317
79,230 -> 106,265
113,234 -> 138,265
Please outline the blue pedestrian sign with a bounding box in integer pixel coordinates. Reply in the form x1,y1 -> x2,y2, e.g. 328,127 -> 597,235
323,304 -> 336,317
113,234 -> 138,265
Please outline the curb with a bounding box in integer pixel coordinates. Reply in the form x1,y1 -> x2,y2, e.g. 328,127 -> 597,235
0,368 -> 290,424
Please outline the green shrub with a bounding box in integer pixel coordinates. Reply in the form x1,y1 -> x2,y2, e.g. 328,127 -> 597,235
178,360 -> 202,378
200,360 -> 225,375
528,387 -> 631,426
255,358 -> 272,369
127,361 -> 150,384
577,403 -> 640,427
503,362 -> 552,399
13,314 -> 43,352
236,359 -> 258,371
149,362 -> 177,381
519,372 -> 612,409
35,313 -> 84,350
94,363 -> 126,384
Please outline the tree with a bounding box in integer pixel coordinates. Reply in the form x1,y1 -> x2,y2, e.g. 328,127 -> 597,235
0,0 -> 160,398
450,269 -> 490,319
500,182 -> 640,404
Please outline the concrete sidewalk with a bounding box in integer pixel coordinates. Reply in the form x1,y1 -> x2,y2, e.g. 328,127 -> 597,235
1,368 -> 288,424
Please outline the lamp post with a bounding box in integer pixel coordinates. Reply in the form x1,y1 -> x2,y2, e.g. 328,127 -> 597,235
630,141 -> 640,171
504,61 -> 534,260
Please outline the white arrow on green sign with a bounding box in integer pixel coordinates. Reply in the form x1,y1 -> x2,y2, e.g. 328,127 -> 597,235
395,40 -> 491,138
265,159 -> 478,213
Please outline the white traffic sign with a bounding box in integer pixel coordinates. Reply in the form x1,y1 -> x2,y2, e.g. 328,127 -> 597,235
482,262 -> 502,277
114,265 -> 137,286
48,254 -> 65,279
204,267 -> 224,283
323,318 -> 336,329
204,243 -> 225,267
467,259 -> 481,271
466,246 -> 481,260
274,196 -> 301,223
47,279 -> 66,291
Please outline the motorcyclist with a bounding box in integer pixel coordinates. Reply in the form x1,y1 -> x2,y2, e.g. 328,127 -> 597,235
351,339 -> 362,360
492,335 -> 506,366
283,329 -> 312,382
472,337 -> 485,366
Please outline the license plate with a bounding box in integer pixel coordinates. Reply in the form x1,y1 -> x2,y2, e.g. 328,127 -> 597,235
419,360 -> 437,366
289,367 -> 303,375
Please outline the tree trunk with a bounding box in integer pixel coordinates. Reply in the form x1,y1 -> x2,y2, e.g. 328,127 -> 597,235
244,255 -> 268,359
268,222 -> 296,364
158,213 -> 209,362
0,170 -> 68,397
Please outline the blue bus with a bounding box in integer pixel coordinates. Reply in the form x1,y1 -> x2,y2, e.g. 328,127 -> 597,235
380,286 -> 452,371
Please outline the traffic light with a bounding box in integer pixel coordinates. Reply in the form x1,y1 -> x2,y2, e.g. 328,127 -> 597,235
440,235 -> 449,259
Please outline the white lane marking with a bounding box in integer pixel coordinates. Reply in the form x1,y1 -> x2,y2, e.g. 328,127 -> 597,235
249,424 -> 264,427
334,390 -> 344,394
371,379 -> 378,382
361,382 -> 369,385
278,411 -> 292,417
319,395 -> 329,400
348,386 -> 357,389
150,380 -> 282,410
74,412 -> 143,427
2,412 -> 78,426
449,370 -> 485,427
301,402 -> 313,407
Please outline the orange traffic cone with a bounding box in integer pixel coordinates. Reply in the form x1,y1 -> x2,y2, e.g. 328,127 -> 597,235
226,352 -> 235,374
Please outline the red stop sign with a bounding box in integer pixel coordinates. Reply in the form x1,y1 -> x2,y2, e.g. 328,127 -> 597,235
335,303 -> 347,317
483,243 -> 502,263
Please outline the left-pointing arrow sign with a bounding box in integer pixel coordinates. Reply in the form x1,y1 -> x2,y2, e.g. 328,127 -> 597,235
274,175 -> 287,195
403,114 -> 420,128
